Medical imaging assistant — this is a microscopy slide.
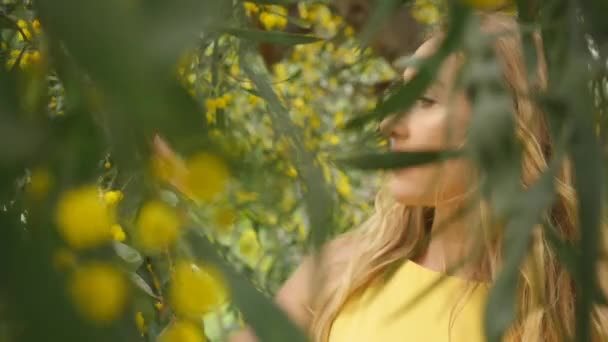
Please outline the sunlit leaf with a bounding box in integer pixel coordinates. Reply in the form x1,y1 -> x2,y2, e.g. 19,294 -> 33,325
225,28 -> 323,45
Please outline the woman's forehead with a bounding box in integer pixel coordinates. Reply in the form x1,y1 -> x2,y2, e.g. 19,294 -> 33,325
402,37 -> 461,88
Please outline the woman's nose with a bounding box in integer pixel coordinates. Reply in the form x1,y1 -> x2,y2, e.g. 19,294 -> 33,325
379,113 -> 408,138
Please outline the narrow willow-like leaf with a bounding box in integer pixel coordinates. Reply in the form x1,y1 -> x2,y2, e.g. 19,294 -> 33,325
129,273 -> 160,300
570,91 -> 603,342
345,3 -> 470,129
113,241 -> 144,272
485,169 -> 557,342
245,0 -> 298,4
335,150 -> 462,170
241,45 -> 335,251
225,28 -> 323,45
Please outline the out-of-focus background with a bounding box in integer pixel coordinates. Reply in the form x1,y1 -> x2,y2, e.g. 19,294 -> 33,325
1,0 -> 607,341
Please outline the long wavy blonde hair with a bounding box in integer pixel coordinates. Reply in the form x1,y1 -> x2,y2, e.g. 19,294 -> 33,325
308,12 -> 608,342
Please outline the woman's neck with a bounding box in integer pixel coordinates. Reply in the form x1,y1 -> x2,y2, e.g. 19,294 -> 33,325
412,204 -> 481,280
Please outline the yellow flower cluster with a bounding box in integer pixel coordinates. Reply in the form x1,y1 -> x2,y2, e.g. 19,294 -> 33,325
135,200 -> 181,253
245,3 -> 288,30
238,228 -> 261,267
170,260 -> 228,318
6,49 -> 42,70
56,185 -> 115,249
110,224 -> 126,242
160,320 -> 206,342
465,0 -> 513,10
205,94 -> 233,124
411,0 -> 440,25
69,262 -> 128,323
152,148 -> 231,204
103,190 -> 124,206
259,6 -> 288,30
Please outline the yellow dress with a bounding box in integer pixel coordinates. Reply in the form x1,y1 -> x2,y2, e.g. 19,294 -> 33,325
328,260 -> 489,342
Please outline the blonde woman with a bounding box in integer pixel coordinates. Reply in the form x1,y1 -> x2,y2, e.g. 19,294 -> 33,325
229,11 -> 608,342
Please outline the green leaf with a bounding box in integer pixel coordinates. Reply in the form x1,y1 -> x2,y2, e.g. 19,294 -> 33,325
0,13 -> 17,29
241,46 -> 336,250
244,0 -> 298,4
335,150 -> 462,170
129,273 -> 160,300
345,3 -> 470,129
113,241 -> 144,271
225,28 -> 323,45
485,169 -> 556,342
569,91 -> 603,342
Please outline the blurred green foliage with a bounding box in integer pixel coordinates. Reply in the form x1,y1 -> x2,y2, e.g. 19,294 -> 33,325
1,0 -> 608,341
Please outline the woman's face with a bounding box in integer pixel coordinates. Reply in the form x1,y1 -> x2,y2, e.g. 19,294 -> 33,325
380,37 -> 473,206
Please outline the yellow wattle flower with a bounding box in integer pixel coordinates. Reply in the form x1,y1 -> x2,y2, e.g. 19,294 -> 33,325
183,152 -> 230,203
135,201 -> 181,253
135,311 -> 146,336
103,190 -> 124,206
169,260 -> 228,318
69,263 -> 128,323
238,228 -> 261,267
464,0 -> 512,10
110,224 -> 126,242
159,320 -> 206,342
56,185 -> 114,249
335,171 -> 352,199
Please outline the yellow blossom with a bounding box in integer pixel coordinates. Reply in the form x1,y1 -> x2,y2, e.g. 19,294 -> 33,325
136,200 -> 181,253
344,25 -> 355,37
411,0 -> 440,24
334,111 -> 345,128
259,10 -> 287,30
335,171 -> 352,198
265,212 -> 278,225
56,185 -> 114,249
213,207 -> 236,235
155,301 -> 164,311
205,98 -> 217,113
27,167 -> 52,199
243,2 -> 259,17
110,224 -> 126,242
238,228 -> 261,266
285,165 -> 298,178
32,19 -> 41,34
16,20 -> 32,41
69,263 -> 128,323
170,260 -> 228,318
325,133 -> 340,145
206,110 -> 216,124
464,0 -> 512,10
159,320 -> 206,342
135,311 -> 146,336
183,152 -> 230,203
103,190 -> 124,206
104,161 -> 112,169
214,97 -> 227,109
247,94 -> 262,106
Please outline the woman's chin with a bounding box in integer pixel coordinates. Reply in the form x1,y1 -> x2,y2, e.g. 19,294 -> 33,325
387,173 -> 433,205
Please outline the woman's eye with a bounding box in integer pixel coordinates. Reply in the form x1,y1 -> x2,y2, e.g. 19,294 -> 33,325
416,96 -> 436,108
